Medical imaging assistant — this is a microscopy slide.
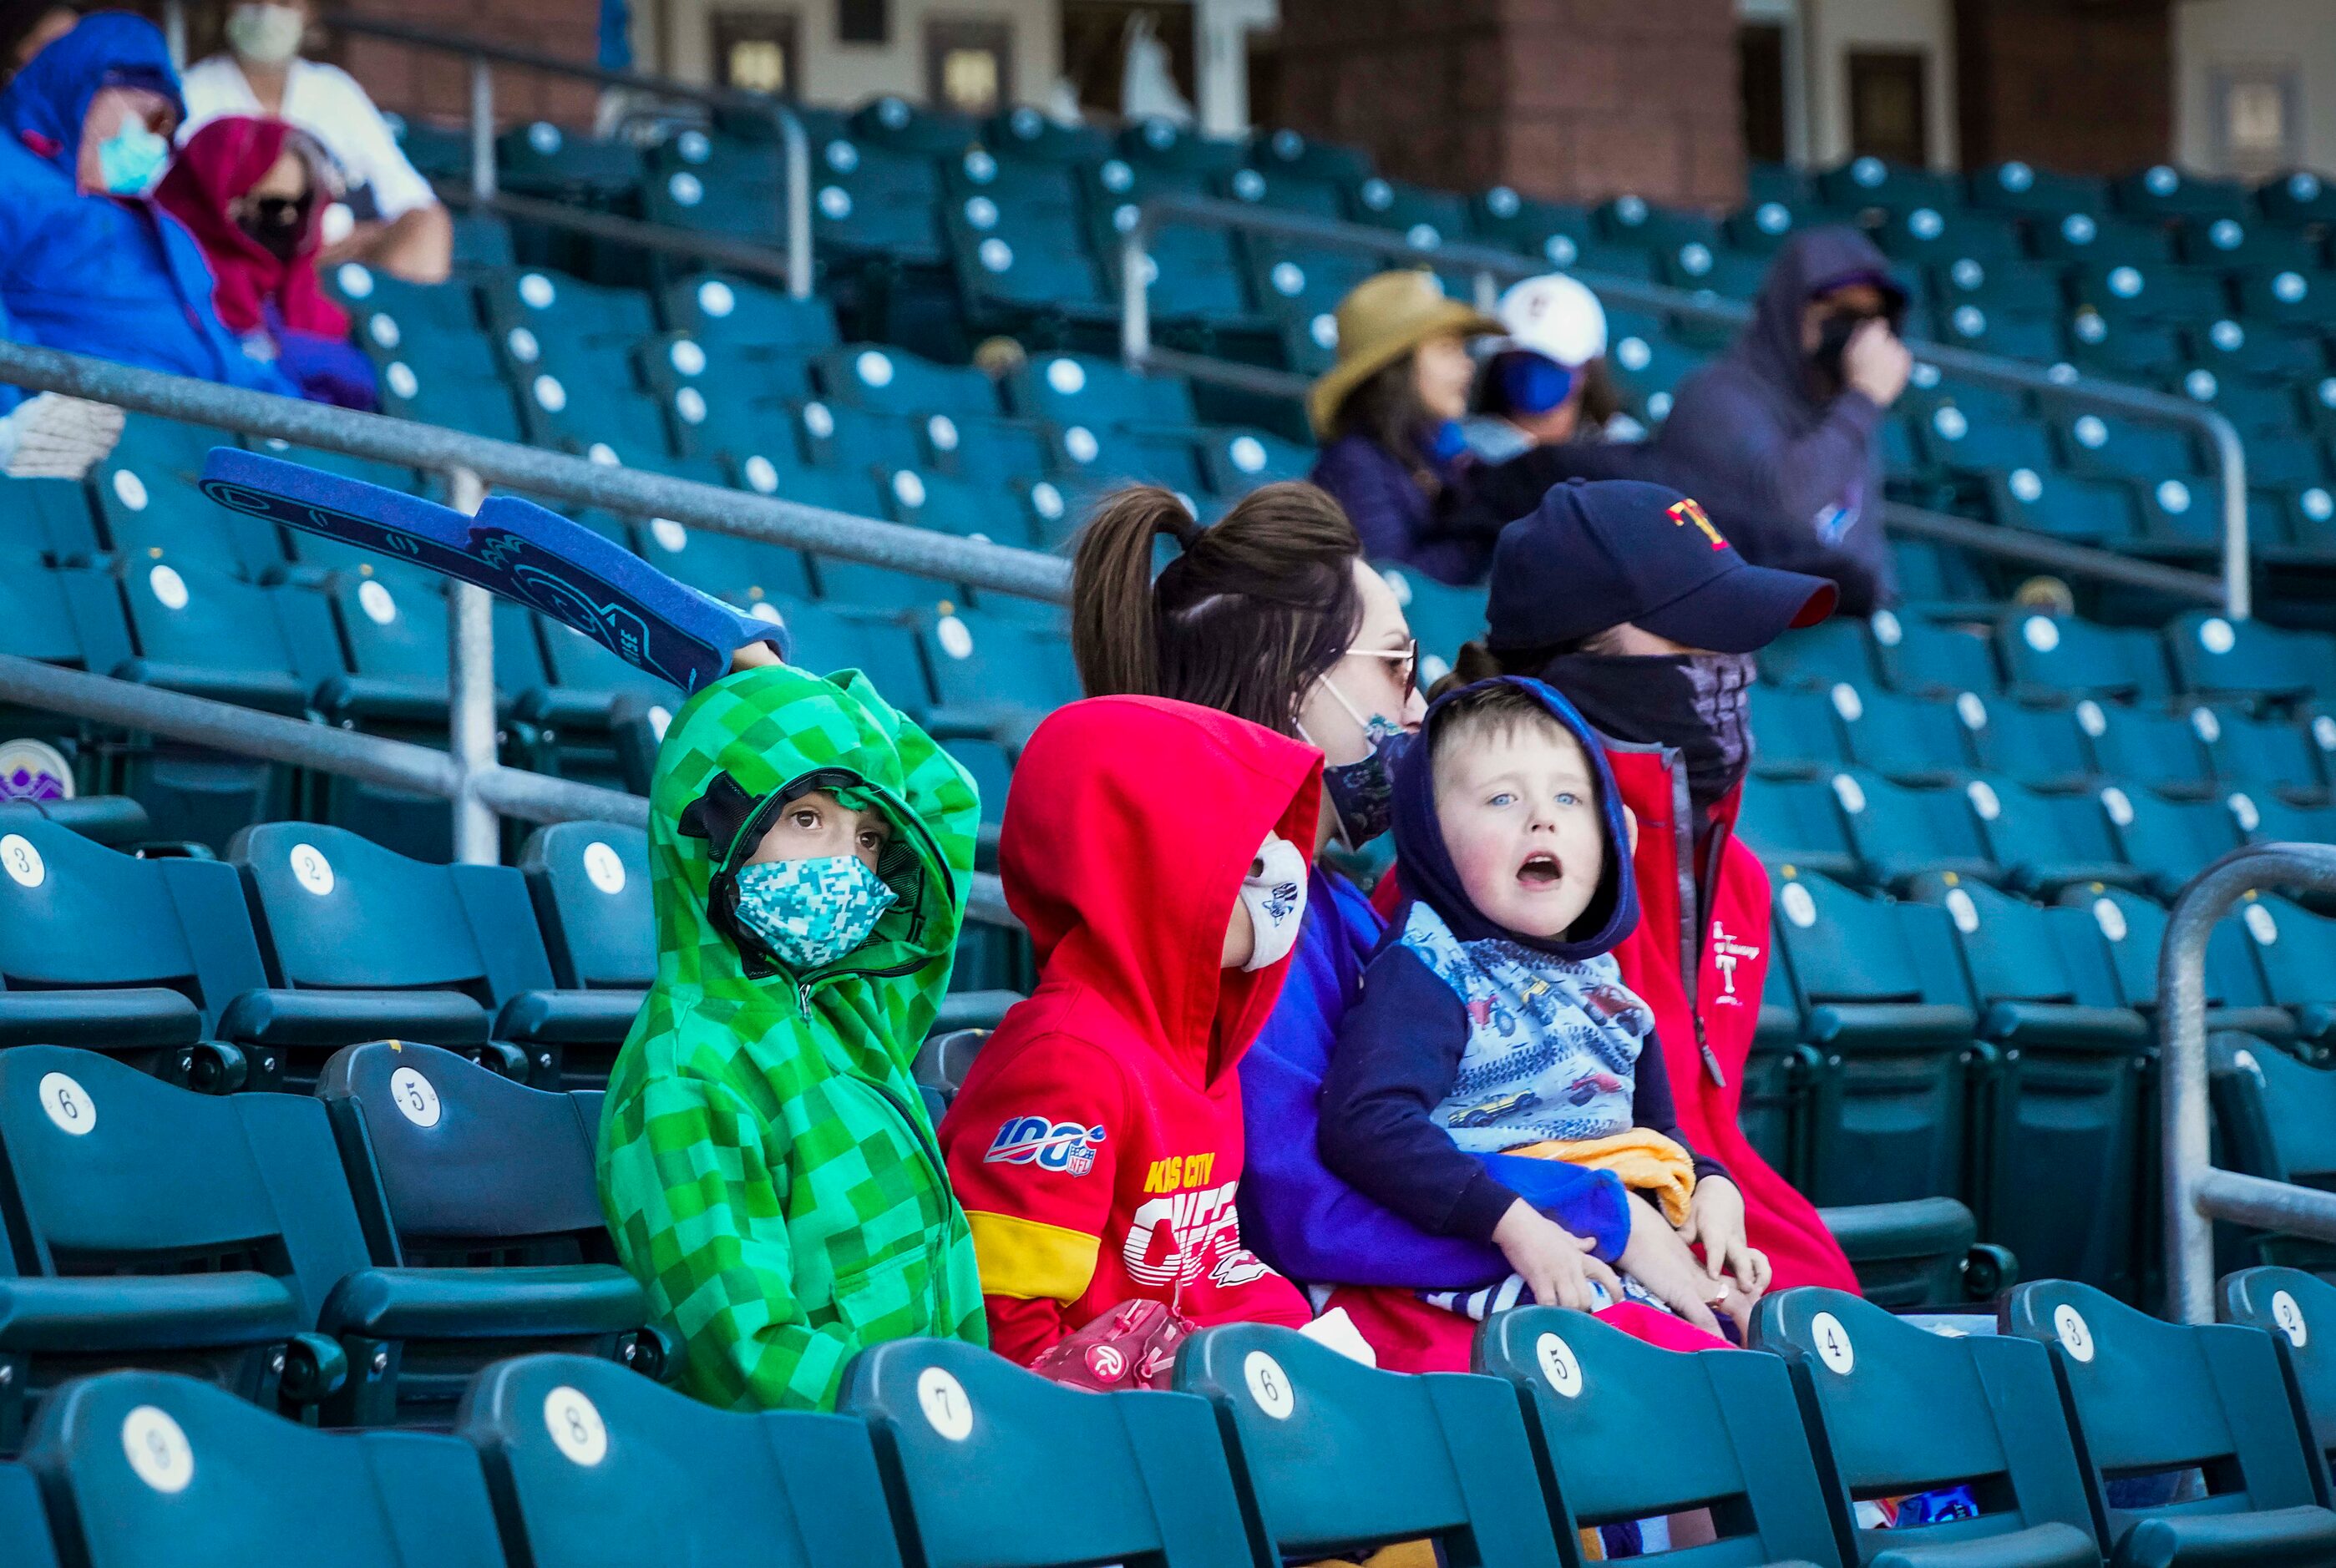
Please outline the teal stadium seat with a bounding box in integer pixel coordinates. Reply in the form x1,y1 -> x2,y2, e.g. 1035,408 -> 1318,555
464,1352 -> 905,1566
2208,1039 -> 2336,1275
1961,772 -> 2137,892
2058,883 -> 2290,1041
1173,1323 -> 1563,1566
1473,1306 -> 1843,1567
1753,1287 -> 2104,1568
1736,775 -> 1862,883
1831,685 -> 1980,785
1770,866 -> 1979,1211
1868,609 -> 2004,699
2003,1279 -> 2336,1565
1006,351 -> 1198,429
2220,1267 -> 2336,1501
2234,893 -> 2336,1050
1827,767 -> 1997,888
22,1370 -> 502,1568
2096,785 -> 2243,900
314,1040 -> 658,1424
519,821 -> 652,1004
842,1335 -> 1253,1568
2164,613 -> 2327,707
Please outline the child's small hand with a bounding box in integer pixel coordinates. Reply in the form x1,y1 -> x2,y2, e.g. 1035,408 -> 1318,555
1492,1199 -> 1623,1312
1678,1176 -> 1764,1295
1617,1193 -> 1725,1336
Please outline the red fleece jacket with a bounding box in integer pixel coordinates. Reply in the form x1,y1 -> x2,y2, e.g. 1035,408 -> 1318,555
939,696 -> 1322,1364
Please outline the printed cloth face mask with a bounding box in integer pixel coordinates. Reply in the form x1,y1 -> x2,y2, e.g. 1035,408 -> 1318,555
1300,672 -> 1413,849
732,853 -> 898,971
1238,833 -> 1309,971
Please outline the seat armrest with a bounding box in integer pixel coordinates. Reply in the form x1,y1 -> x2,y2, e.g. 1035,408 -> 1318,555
495,989 -> 644,1045
1818,1197 -> 1979,1263
0,988 -> 203,1050
1874,1521 -> 2100,1568
2114,1505 -> 2336,1568
319,1264 -> 647,1342
0,1273 -> 301,1352
220,989 -> 491,1049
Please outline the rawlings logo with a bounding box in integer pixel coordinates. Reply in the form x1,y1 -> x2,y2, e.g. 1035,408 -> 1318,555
985,1115 -> 1107,1175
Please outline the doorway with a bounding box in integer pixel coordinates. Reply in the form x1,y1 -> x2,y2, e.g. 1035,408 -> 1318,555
1847,49 -> 1929,165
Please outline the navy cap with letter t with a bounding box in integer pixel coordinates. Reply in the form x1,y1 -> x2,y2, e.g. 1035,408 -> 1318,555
1486,478 -> 1838,655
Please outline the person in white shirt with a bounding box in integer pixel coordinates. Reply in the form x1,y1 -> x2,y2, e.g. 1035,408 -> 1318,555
180,0 -> 449,281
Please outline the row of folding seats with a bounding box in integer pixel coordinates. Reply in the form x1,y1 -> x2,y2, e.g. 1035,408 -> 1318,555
13,1264 -> 2336,1568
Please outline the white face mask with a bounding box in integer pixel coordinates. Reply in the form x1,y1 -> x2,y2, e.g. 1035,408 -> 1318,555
1238,834 -> 1309,972
226,3 -> 305,64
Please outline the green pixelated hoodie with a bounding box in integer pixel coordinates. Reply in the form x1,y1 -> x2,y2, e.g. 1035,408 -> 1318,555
597,663 -> 986,1411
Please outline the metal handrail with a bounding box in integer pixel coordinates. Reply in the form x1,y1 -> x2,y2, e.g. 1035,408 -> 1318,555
1122,193 -> 2252,617
318,12 -> 813,300
2161,843 -> 2336,1322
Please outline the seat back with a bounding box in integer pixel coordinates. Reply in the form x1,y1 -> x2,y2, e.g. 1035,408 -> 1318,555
1829,768 -> 1995,888
2222,1267 -> 2336,1501
230,822 -> 555,1000
520,822 -> 654,991
1173,1322 -> 1561,1565
1754,1287 -> 2098,1562
842,1336 -> 1250,1567
317,1042 -> 607,1265
0,812 -> 266,1035
2058,884 -> 2273,1015
2208,1034 -> 2336,1186
462,1353 -> 899,1566
2004,1278 -> 2327,1535
25,1371 -> 501,1568
1475,1308 -> 1841,1565
0,1462 -> 58,1568
2237,894 -> 2336,1024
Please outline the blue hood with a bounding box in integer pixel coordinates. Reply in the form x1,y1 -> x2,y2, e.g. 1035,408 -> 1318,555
2,11 -> 182,175
1388,675 -> 1639,959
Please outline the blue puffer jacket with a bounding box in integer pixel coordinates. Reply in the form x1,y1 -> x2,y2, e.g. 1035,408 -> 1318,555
0,13 -> 295,412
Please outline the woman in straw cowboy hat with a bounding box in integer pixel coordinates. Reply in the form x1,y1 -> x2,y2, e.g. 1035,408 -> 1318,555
1307,268 -> 1586,587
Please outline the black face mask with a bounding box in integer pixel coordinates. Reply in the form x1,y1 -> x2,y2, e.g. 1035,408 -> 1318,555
237,195 -> 310,260
1541,652 -> 1757,824
1812,311 -> 1867,387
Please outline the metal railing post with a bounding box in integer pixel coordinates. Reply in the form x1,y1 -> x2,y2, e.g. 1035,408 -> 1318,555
444,468 -> 499,864
2202,407 -> 2252,620
777,106 -> 812,300
1473,268 -> 1499,314
469,58 -> 497,201
1120,212 -> 1153,372
2161,843 -> 2336,1322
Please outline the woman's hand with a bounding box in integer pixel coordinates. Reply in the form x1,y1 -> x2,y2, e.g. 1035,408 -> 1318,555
1492,1200 -> 1623,1312
1617,1193 -> 1725,1336
1678,1176 -> 1768,1297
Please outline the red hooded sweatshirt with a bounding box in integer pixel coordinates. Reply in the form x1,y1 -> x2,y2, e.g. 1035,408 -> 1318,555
939,696 -> 1321,1363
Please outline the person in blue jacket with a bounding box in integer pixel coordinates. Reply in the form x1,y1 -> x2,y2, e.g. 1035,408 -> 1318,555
0,12 -> 296,417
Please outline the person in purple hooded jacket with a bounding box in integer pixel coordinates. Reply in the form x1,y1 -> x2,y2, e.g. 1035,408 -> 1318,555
1650,225 -> 1913,612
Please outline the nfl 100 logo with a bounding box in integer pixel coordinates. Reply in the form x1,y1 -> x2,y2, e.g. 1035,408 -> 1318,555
985,1114 -> 1107,1176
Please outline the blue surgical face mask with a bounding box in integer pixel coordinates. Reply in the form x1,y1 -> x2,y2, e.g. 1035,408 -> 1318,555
732,854 -> 898,973
1300,677 -> 1412,849
96,121 -> 170,195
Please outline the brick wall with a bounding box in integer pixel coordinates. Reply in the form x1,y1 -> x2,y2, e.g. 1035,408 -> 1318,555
1954,0 -> 2171,175
332,0 -> 603,132
1275,0 -> 1745,209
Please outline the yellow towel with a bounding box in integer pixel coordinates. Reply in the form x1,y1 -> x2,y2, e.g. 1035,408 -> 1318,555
1507,1127 -> 1698,1227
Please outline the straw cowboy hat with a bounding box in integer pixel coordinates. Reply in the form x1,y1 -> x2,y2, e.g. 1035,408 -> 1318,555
1307,269 -> 1501,438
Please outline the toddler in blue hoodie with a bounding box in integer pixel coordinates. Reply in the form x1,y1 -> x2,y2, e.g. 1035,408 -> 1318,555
1320,678 -> 1766,1335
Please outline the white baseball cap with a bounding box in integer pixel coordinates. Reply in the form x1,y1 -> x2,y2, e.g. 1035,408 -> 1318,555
1493,274 -> 1607,367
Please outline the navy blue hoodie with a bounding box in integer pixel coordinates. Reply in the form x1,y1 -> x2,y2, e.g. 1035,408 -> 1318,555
1650,227 -> 1903,611
1318,677 -> 1722,1252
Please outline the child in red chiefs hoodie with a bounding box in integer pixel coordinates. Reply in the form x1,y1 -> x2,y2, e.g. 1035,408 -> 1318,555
938,695 -> 1322,1369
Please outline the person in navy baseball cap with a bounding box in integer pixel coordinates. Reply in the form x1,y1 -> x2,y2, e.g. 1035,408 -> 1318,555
1486,476 -> 1837,657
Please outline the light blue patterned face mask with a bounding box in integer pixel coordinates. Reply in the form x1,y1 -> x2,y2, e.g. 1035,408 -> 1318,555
732,854 -> 898,971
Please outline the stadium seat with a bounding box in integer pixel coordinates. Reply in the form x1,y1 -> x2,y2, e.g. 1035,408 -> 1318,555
2003,1278 -> 2336,1563
1828,767 -> 1998,888
818,344 -> 1003,420
1968,705 -> 2103,793
2220,1267 -> 2336,1500
1752,685 -> 1851,778
1832,685 -> 1980,784
841,1336 -> 1253,1568
315,1041 -> 657,1424
224,823 -> 631,1090
1736,776 -> 1862,883
2208,1038 -> 2336,1279
2165,614 -> 2326,707
1868,608 -> 2004,698
0,811 -> 269,1087
1980,467 -> 2146,550
2234,894 -> 2336,1049
912,606 -> 1081,743
2085,705 -> 2217,799
2059,883 -> 2291,1040
460,1351 -> 904,1565
0,1045 -> 369,1446
1472,1306 -> 1842,1565
1771,865 -> 1979,1210
1962,774 -> 2137,892
1752,1287 -> 2104,1568
520,821 -> 651,1006
1996,615 -> 2177,708
1761,615 -> 1882,690
2097,785 -> 2244,900
21,1370 -> 503,1567
1174,1322 -> 1562,1565
1903,873 -> 2147,1292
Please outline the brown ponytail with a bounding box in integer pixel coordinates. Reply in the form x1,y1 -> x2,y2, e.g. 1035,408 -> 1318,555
1070,481 -> 1365,736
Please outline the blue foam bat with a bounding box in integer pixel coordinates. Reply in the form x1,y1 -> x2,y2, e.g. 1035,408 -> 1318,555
200,447 -> 784,694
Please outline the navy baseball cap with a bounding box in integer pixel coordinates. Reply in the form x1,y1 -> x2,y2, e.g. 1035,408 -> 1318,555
1486,478 -> 1838,655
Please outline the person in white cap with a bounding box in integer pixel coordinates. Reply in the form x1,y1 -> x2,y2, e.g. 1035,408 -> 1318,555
1461,273 -> 1618,463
